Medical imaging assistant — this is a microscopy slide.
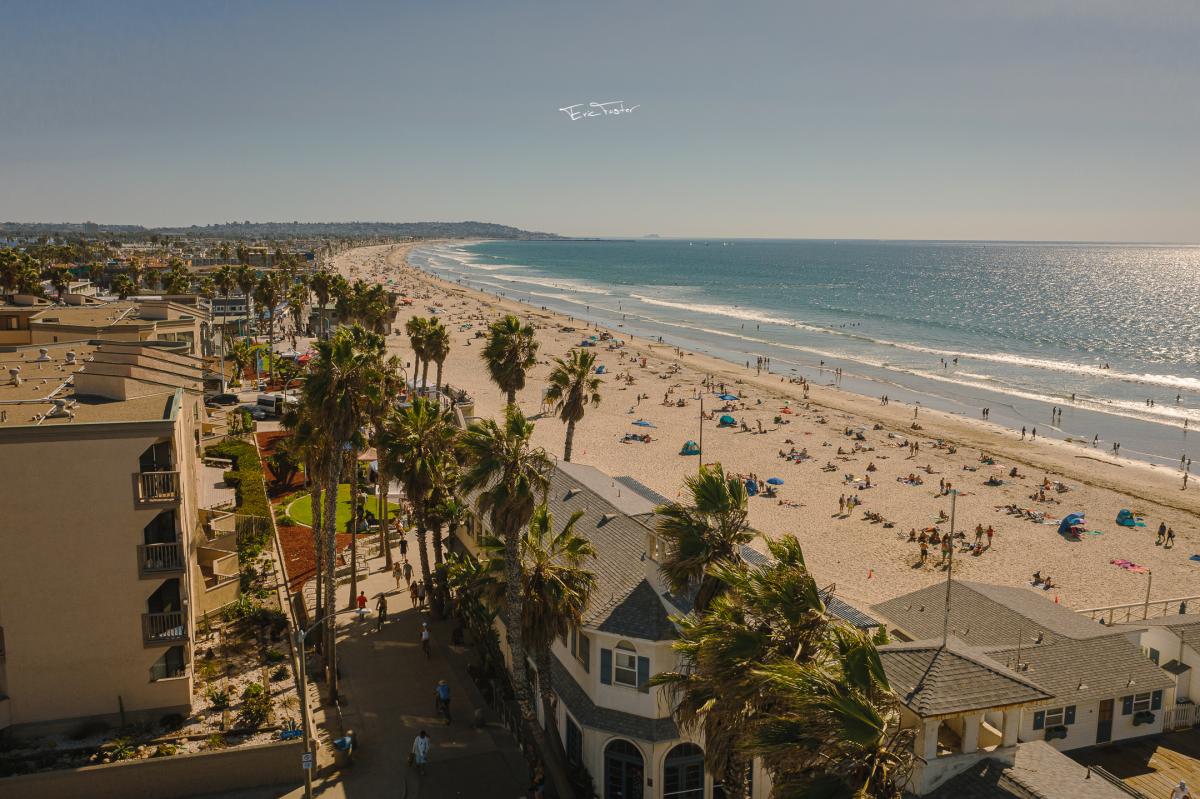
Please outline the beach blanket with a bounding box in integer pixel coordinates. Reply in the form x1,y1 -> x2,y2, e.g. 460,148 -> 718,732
1190,555 -> 1200,563
1111,559 -> 1150,573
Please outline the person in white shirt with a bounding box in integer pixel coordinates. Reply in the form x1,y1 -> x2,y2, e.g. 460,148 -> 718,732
1173,781 -> 1193,799
411,730 -> 431,775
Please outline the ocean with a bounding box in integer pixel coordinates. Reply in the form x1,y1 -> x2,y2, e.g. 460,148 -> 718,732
409,239 -> 1200,467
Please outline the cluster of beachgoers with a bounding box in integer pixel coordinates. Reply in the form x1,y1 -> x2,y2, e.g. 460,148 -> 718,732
332,243 -> 1199,610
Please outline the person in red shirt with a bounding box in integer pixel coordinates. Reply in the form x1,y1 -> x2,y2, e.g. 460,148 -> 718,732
356,590 -> 368,619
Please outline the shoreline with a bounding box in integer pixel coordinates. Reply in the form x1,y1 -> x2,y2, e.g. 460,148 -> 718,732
335,243 -> 1199,610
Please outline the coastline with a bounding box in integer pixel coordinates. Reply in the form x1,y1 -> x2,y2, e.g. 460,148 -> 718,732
335,242 -> 1199,610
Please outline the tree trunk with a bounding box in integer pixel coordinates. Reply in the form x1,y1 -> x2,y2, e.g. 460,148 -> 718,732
535,648 -> 555,732
323,458 -> 342,701
502,522 -> 548,775
415,514 -> 433,597
506,388 -> 516,406
310,478 -> 324,631
435,362 -> 444,400
266,314 -> 274,381
421,359 -> 429,392
378,463 -> 392,570
563,419 -> 576,463
348,452 -> 359,609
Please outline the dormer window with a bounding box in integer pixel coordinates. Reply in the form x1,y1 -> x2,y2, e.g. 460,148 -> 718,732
614,642 -> 638,687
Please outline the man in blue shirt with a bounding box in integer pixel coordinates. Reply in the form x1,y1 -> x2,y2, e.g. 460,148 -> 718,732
435,680 -> 451,724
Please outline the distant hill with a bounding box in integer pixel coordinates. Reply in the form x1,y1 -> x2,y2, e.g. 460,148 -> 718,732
0,220 -> 561,241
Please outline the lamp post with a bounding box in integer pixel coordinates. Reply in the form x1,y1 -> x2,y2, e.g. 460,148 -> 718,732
296,609 -> 352,799
941,488 -> 958,647
698,392 -> 704,473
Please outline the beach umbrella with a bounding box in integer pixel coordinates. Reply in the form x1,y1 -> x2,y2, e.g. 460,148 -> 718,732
633,420 -> 656,428
719,414 -> 736,425
717,393 -> 739,401
766,477 -> 785,486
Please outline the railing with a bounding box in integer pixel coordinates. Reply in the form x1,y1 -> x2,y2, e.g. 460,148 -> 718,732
142,611 -> 187,645
1077,595 -> 1200,624
135,471 -> 181,503
1163,703 -> 1200,731
138,542 -> 185,577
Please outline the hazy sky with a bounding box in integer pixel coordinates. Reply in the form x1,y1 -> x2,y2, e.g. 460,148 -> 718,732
3,1 -> 1198,240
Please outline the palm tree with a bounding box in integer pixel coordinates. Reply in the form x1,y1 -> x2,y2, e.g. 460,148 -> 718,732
287,281 -> 308,348
227,339 -> 258,388
309,270 -> 333,338
112,274 -> 136,300
48,265 -> 73,300
254,271 -> 285,381
655,463 -> 753,613
475,504 -> 596,728
378,396 -> 459,601
405,316 -> 430,391
459,405 -> 553,764
214,264 -> 237,361
749,625 -> 913,799
652,535 -> 830,799
0,250 -> 21,295
481,314 -> 538,406
367,355 -> 406,571
426,319 -> 451,398
543,348 -> 602,462
235,263 -> 256,336
282,405 -> 329,624
87,262 -> 105,289
303,325 -> 385,700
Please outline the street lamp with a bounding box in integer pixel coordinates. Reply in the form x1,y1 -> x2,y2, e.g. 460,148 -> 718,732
296,608 -> 354,799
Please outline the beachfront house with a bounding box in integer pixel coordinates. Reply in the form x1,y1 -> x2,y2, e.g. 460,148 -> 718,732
1115,614 -> 1200,730
872,581 -> 1175,766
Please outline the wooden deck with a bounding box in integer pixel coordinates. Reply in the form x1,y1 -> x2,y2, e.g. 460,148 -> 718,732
1071,728 -> 1200,798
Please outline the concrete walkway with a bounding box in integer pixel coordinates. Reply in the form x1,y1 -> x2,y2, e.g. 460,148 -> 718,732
198,535 -> 528,799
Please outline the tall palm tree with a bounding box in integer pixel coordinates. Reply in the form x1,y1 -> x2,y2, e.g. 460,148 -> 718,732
112,274 -> 136,300
459,405 -> 553,764
309,269 -> 333,338
652,535 -> 830,799
287,281 -> 308,348
426,319 -> 451,398
543,348 -> 602,462
481,314 -> 538,406
405,316 -> 431,391
48,265 -> 73,301
234,263 -> 256,337
749,625 -> 913,799
213,264 -> 237,362
254,271 -> 285,381
378,396 -> 459,601
227,339 -> 258,388
475,504 -> 596,727
368,355 -> 406,571
303,325 -> 384,700
0,250 -> 21,295
282,405 -> 329,625
655,463 -> 753,613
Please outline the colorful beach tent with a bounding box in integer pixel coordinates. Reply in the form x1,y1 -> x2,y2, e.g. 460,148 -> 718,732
717,393 -> 739,401
719,415 -> 736,426
1058,513 -> 1085,535
1115,509 -> 1141,527
680,440 -> 700,455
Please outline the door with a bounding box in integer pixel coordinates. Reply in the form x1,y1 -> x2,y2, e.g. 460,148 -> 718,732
605,740 -> 644,799
1097,698 -> 1113,744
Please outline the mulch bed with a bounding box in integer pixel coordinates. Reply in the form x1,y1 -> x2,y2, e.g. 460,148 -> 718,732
276,523 -> 351,593
256,430 -> 305,498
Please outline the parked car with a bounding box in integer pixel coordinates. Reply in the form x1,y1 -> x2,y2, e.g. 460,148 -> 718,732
205,392 -> 239,406
239,404 -> 270,421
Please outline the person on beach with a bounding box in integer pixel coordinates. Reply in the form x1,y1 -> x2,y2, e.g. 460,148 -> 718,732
919,540 -> 929,564
1158,522 -> 1168,544
986,526 -> 994,548
1166,527 -> 1176,548
1021,426 -> 1026,439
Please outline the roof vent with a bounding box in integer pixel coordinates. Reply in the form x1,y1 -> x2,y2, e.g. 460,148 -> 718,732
599,513 -> 618,525
35,347 -> 51,362
8,367 -> 21,386
47,398 -> 75,419
65,350 -> 77,364
564,488 -> 582,500
1034,632 -> 1044,644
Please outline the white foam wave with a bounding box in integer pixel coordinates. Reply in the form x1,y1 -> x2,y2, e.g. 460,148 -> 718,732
629,294 -> 829,334
494,274 -> 612,295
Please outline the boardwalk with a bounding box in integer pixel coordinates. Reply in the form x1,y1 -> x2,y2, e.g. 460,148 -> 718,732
1071,728 -> 1200,798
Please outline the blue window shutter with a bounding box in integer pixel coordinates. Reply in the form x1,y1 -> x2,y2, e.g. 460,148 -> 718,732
1121,696 -> 1133,715
1151,690 -> 1162,710
1065,706 -> 1076,725
1032,711 -> 1045,730
637,656 -> 650,693
600,648 -> 612,685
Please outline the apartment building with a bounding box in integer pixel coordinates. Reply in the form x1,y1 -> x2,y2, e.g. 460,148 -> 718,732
0,340 -> 232,734
0,298 -> 209,356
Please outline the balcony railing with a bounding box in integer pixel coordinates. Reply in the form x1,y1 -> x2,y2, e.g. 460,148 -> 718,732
142,611 -> 187,646
138,542 -> 184,578
135,471 -> 181,503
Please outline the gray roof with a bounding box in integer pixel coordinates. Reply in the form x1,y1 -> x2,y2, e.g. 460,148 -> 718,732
983,634 -> 1175,706
551,655 -> 679,741
927,741 -> 1133,799
878,638 -> 1052,718
558,461 -> 659,517
614,475 -> 671,508
1116,616 -> 1200,653
873,581 -> 1112,648
469,461 -> 681,641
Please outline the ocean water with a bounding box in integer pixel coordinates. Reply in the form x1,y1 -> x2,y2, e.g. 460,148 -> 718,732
410,239 -> 1200,467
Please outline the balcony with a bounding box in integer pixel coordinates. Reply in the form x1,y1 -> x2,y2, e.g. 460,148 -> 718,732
134,471 -> 181,504
142,611 -> 187,646
138,542 -> 185,578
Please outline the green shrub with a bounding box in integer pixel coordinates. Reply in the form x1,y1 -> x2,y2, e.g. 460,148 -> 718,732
222,594 -> 261,623
271,665 -> 290,682
239,683 -> 271,728
206,686 -> 230,709
204,733 -> 228,750
151,743 -> 178,758
264,647 -> 286,664
107,737 -> 135,761
222,470 -> 241,489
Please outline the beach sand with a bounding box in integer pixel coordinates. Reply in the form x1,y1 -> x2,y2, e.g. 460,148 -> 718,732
332,243 -> 1200,612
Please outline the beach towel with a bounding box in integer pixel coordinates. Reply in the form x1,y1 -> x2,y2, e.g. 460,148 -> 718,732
1189,555 -> 1200,563
1111,559 -> 1150,573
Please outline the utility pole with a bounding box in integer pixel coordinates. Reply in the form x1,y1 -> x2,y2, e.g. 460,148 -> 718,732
941,489 -> 958,647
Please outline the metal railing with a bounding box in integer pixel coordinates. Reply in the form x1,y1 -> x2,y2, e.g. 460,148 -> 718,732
142,611 -> 187,645
138,542 -> 185,577
1077,595 -> 1200,624
135,471 -> 181,503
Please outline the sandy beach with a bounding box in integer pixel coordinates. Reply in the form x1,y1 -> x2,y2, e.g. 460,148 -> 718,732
332,242 -> 1200,612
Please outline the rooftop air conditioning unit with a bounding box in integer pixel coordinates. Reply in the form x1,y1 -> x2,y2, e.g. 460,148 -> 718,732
35,347 -> 51,362
8,367 -> 21,386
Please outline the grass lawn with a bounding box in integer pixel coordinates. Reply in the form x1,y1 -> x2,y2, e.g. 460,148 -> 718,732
287,484 -> 402,533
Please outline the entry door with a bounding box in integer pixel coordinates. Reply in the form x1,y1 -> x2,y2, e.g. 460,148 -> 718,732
605,742 -> 645,799
1097,698 -> 1113,744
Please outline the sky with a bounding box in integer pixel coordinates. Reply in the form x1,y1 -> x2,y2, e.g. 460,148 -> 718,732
2,1 -> 1198,241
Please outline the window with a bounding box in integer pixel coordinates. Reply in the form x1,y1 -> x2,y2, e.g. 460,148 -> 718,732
1131,692 -> 1152,713
150,646 -> 186,681
1146,647 -> 1161,665
614,642 -> 638,687
663,743 -> 705,799
566,715 -> 583,766
1033,705 -> 1076,729
574,631 -> 591,672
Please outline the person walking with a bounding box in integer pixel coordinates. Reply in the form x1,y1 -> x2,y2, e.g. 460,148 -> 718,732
376,593 -> 388,631
986,526 -> 994,549
1171,780 -> 1192,799
1157,522 -> 1168,545
420,622 -> 431,659
392,561 -> 403,590
1166,527 -> 1176,549
355,590 -> 368,620
403,559 -> 414,588
435,679 -> 452,724
411,730 -> 431,776
399,534 -> 409,561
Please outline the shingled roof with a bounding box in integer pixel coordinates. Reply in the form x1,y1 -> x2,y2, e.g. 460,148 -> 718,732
1116,615 -> 1200,654
926,740 -> 1132,799
878,638 -> 1052,718
551,655 -> 680,741
872,581 -> 1111,648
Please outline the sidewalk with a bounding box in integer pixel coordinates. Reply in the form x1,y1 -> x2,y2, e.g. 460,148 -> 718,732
199,536 -> 528,799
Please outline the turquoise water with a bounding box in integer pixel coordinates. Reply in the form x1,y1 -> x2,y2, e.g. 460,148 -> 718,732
411,239 -> 1200,466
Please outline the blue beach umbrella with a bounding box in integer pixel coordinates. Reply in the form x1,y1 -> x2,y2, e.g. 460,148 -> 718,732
717,393 -> 739,401
633,420 -> 656,428
767,477 -> 785,486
